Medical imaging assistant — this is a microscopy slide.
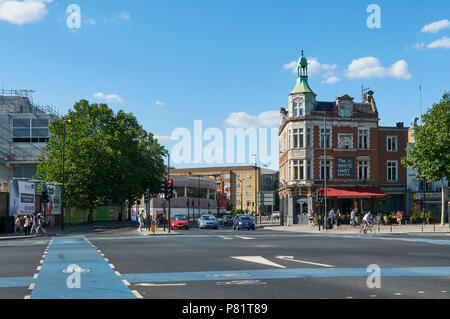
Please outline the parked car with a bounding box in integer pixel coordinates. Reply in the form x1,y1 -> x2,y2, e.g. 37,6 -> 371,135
233,215 -> 255,230
171,215 -> 189,230
221,215 -> 234,226
198,214 -> 219,229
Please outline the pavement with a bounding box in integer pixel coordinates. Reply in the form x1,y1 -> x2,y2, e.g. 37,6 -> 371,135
261,222 -> 450,235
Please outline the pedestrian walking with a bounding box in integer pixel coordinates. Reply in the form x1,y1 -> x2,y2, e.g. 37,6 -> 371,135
14,214 -> 23,235
308,209 -> 314,227
137,210 -> 145,232
35,214 -> 47,237
328,208 -> 336,229
350,209 -> 356,227
23,215 -> 31,235
397,210 -> 403,226
29,213 -> 37,235
336,209 -> 342,228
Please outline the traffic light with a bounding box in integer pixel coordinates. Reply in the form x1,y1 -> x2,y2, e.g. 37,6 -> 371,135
191,199 -> 194,207
160,179 -> 167,198
186,199 -> 190,207
136,198 -> 141,205
145,189 -> 150,204
42,191 -> 49,204
167,179 -> 174,199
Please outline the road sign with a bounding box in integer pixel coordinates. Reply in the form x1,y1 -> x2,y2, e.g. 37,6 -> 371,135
257,192 -> 275,206
151,220 -> 157,233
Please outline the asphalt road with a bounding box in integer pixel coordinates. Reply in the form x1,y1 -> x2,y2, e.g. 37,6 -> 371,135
0,225 -> 449,299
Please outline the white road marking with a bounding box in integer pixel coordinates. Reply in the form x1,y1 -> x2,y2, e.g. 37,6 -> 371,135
28,283 -> 35,290
417,291 -> 425,294
216,280 -> 266,286
219,236 -> 234,240
394,293 -> 402,296
135,283 -> 187,287
231,256 -> 286,269
33,274 -> 38,279
104,258 -> 109,262
109,264 -> 115,269
237,237 -> 256,240
276,256 -> 335,268
36,266 -> 41,271
132,290 -> 144,299
122,280 -> 130,286
24,295 -> 30,299
115,271 -> 121,276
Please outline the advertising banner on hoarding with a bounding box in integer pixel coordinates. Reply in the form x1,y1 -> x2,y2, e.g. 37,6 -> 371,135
44,184 -> 62,215
9,180 -> 36,216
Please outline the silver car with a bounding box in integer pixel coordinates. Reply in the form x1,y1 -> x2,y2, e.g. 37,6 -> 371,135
198,214 -> 219,229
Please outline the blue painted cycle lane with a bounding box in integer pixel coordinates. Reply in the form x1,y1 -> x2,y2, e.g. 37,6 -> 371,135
30,236 -> 136,299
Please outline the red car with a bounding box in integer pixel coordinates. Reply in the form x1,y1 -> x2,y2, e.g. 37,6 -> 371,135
171,215 -> 189,230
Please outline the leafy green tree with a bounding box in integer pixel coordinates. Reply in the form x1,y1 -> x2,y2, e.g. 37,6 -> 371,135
36,100 -> 166,222
402,93 -> 450,225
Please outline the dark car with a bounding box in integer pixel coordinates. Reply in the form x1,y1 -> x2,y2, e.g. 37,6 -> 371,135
221,215 -> 234,226
233,215 -> 255,230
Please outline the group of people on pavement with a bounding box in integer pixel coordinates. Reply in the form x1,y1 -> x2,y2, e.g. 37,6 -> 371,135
13,213 -> 47,236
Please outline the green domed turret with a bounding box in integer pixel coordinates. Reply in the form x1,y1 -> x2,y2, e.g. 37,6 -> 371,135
290,50 -> 315,95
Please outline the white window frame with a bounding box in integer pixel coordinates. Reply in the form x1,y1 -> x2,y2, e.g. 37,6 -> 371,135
387,136 -> 398,152
320,160 -> 331,180
387,160 -> 398,182
358,160 -> 370,180
358,129 -> 369,149
320,129 -> 331,149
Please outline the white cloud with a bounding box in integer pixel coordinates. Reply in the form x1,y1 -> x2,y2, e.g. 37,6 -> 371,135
0,0 -> 53,25
426,36 -> 450,49
421,19 -> 450,34
224,110 -> 280,129
155,100 -> 165,106
322,76 -> 341,84
412,36 -> 450,50
119,11 -> 130,20
93,92 -> 124,104
344,57 -> 412,80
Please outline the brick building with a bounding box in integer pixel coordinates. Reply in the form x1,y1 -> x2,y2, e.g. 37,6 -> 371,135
278,53 -> 408,225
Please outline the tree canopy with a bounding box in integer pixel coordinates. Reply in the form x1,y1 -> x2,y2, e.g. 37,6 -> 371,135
36,100 -> 167,214
402,92 -> 449,225
402,93 -> 450,182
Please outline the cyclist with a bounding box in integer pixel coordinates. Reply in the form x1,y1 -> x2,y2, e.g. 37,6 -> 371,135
362,211 -> 373,233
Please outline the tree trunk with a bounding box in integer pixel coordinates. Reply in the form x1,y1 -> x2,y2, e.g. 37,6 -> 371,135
127,201 -> 131,222
442,178 -> 447,226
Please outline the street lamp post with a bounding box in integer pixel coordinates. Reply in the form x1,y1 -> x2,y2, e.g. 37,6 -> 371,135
61,119 -> 71,232
323,113 -> 328,230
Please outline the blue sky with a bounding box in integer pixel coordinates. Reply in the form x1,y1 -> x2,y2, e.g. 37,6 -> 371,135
0,0 -> 449,169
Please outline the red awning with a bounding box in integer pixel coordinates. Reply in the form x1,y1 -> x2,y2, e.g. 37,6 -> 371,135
320,187 -> 386,199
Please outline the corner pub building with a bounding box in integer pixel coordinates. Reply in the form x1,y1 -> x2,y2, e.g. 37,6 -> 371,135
278,53 -> 408,225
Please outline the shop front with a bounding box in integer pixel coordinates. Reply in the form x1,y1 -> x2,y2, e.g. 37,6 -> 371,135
320,187 -> 387,215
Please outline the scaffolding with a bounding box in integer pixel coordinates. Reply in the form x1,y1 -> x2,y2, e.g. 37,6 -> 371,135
0,90 -> 60,169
